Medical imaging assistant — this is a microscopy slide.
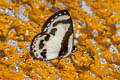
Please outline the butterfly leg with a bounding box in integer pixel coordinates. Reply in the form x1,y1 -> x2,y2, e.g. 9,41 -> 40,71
43,58 -> 49,64
55,56 -> 63,67
72,46 -> 77,52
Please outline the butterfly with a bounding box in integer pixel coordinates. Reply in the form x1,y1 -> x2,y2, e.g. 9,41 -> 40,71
30,10 -> 76,64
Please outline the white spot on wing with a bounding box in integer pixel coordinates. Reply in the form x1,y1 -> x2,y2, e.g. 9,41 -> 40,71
47,23 -> 50,26
59,13 -> 62,16
51,19 -> 54,22
55,16 -> 58,18
32,46 -> 34,48
64,11 -> 66,14
38,35 -> 41,37
44,28 -> 48,32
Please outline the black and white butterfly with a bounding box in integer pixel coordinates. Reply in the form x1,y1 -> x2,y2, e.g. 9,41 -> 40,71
30,10 -> 76,64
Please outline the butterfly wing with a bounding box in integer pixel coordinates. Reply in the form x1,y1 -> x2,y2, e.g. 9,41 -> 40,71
30,33 -> 60,60
42,10 -> 74,58
30,10 -> 74,61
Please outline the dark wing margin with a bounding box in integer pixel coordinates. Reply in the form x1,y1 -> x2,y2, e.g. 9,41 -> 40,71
41,10 -> 70,32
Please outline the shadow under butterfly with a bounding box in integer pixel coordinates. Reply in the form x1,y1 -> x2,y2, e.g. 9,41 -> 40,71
30,10 -> 77,66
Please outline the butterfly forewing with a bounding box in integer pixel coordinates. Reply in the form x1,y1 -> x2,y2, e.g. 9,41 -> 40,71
30,10 -> 74,61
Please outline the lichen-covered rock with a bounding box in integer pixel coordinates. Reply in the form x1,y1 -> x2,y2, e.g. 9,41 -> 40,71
0,0 -> 120,80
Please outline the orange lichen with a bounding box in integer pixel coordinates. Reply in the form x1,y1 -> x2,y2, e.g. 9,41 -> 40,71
0,0 -> 120,80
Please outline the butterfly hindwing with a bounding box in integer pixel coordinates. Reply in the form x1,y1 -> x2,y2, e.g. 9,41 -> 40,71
30,10 -> 74,61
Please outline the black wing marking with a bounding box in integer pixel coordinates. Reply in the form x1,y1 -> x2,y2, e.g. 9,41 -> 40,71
58,19 -> 74,57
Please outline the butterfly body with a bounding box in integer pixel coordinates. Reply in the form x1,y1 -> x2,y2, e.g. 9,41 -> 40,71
30,10 -> 74,61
